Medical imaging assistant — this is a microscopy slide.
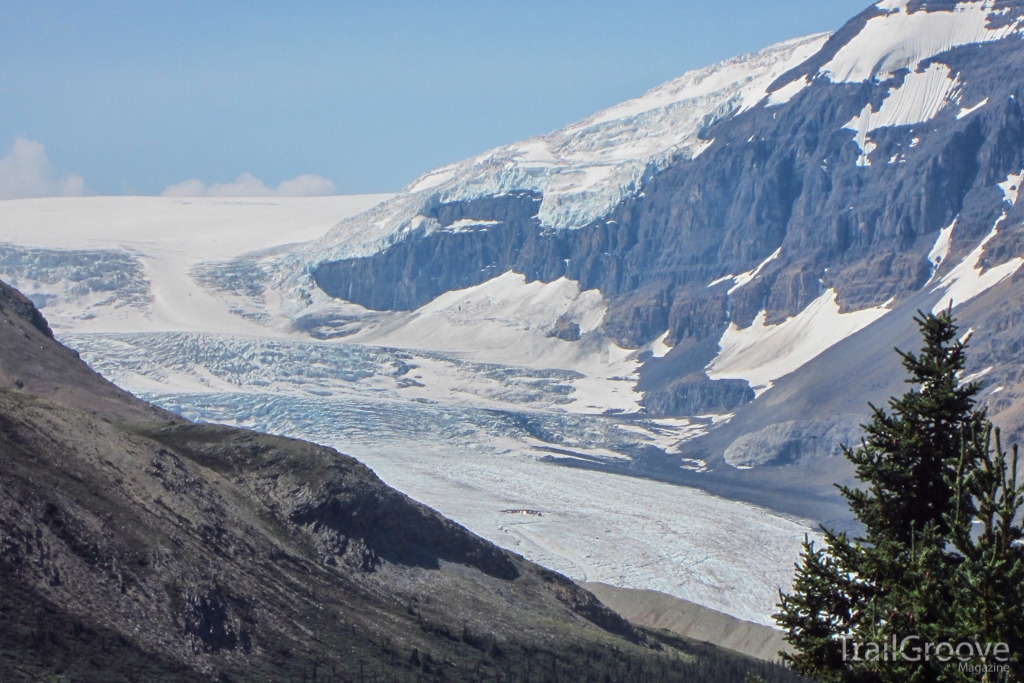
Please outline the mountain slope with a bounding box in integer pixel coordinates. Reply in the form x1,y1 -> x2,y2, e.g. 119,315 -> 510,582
0,278 -> 803,682
271,0 -> 1024,479
5,0 -> 1024,637
0,280 -> 175,423
582,583 -> 790,663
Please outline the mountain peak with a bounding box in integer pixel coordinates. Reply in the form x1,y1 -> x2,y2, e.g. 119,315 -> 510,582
282,32 -> 830,275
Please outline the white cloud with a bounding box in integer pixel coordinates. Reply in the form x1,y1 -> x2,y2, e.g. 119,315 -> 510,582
276,174 -> 336,196
0,137 -> 85,200
162,172 -> 336,197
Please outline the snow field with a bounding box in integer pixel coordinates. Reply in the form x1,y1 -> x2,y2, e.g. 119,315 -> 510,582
931,220 -> 1024,314
929,171 -> 1024,313
825,1 -> 1024,164
824,1 -> 1021,83
844,63 -> 960,159
766,76 -> 811,107
928,220 -> 956,271
999,171 -> 1023,205
707,289 -> 892,394
0,195 -> 391,257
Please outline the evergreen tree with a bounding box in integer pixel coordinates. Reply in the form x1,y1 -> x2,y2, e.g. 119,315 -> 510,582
775,310 -> 1024,682
841,311 -> 986,545
947,426 -> 1024,674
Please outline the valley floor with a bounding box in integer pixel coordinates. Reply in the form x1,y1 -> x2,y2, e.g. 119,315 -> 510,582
0,196 -> 817,626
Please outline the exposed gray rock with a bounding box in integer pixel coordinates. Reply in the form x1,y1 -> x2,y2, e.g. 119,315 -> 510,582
723,417 -> 864,468
547,315 -> 582,341
643,377 -> 754,417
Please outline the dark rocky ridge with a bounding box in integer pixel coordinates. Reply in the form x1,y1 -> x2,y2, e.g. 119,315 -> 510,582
0,278 -> 801,681
0,278 -> 173,423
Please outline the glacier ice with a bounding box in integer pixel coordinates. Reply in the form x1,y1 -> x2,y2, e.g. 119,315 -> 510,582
283,33 -> 831,276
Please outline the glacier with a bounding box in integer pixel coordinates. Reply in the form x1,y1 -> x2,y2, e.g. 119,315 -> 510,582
278,32 -> 830,278
0,195 -> 819,626
10,1 -> 1024,627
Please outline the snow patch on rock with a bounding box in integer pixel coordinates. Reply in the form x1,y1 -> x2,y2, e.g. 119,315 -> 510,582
706,247 -> 782,294
957,97 -> 989,119
999,170 -> 1023,205
844,63 -> 960,157
649,330 -> 673,358
931,220 -> 1024,313
960,365 -> 994,384
928,219 -> 956,271
822,1 -> 1022,84
442,218 -> 500,232
707,289 -> 892,394
766,75 -> 811,107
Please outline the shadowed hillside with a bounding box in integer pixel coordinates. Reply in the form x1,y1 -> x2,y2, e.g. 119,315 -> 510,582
0,278 -> 805,681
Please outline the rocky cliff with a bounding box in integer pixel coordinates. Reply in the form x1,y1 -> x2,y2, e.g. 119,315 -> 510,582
292,0 -> 1024,469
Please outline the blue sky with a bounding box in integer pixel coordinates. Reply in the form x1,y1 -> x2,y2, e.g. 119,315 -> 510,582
0,1 -> 870,196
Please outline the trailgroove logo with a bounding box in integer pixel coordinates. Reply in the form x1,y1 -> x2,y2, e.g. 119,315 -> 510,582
841,636 -> 1011,668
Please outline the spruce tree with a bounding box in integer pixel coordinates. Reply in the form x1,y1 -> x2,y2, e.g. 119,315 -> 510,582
947,426 -> 1024,674
841,312 -> 986,545
775,310 -> 1024,682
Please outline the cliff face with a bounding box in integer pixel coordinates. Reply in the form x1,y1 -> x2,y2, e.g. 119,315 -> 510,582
313,32 -> 1024,349
301,2 -> 1024,465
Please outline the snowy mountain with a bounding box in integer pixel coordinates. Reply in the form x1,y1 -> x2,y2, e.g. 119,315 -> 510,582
283,33 -> 829,265
6,0 -> 1024,626
0,197 -> 814,627
277,0 -> 1024,460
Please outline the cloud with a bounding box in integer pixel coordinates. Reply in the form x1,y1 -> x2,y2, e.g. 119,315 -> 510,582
0,137 -> 85,200
276,174 -> 336,196
162,172 -> 336,197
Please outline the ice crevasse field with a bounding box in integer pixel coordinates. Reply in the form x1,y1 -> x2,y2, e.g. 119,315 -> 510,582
0,194 -> 819,627
18,9 -> 1006,624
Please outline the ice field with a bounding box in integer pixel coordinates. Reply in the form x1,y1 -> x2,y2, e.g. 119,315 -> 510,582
0,195 -> 816,625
